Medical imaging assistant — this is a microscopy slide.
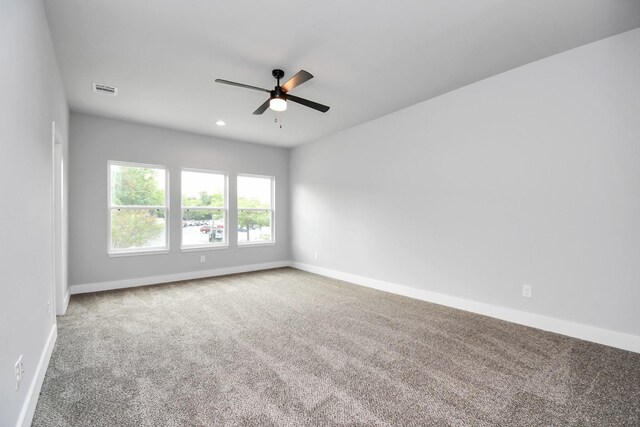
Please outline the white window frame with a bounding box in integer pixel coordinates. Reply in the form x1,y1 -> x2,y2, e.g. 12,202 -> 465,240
237,173 -> 275,247
180,168 -> 228,251
108,160 -> 170,256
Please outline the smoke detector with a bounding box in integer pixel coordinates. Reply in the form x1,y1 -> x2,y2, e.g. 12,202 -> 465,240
92,83 -> 118,96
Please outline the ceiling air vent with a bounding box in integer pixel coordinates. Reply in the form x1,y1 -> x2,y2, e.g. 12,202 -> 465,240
92,83 -> 118,96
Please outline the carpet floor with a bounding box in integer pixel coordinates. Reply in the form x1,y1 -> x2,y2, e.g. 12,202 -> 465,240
33,268 -> 639,426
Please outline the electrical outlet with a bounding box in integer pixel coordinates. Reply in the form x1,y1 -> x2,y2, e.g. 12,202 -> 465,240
522,284 -> 532,298
200,255 -> 206,263
15,355 -> 24,390
314,252 -> 318,261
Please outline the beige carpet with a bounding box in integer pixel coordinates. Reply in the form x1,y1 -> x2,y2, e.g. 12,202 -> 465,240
33,268 -> 639,426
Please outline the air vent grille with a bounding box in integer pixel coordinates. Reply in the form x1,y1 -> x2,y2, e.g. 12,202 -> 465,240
92,83 -> 118,96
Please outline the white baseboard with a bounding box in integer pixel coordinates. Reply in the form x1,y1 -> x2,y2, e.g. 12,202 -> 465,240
291,262 -> 640,354
68,260 -> 639,353
55,288 -> 70,316
62,289 -> 70,314
16,323 -> 57,427
70,261 -> 291,295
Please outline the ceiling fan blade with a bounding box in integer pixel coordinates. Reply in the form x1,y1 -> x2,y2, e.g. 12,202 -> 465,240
281,70 -> 314,92
286,94 -> 330,113
253,98 -> 271,115
215,79 -> 270,93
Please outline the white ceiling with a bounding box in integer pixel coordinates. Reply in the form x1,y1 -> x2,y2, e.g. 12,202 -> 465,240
45,0 -> 640,148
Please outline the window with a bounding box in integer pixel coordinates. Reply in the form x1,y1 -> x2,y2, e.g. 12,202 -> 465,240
181,170 -> 227,248
237,174 -> 274,245
109,162 -> 168,254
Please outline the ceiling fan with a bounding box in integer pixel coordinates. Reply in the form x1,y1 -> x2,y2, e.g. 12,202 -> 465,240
215,69 -> 330,115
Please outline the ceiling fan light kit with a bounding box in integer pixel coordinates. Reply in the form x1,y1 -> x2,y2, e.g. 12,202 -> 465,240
269,97 -> 287,112
215,68 -> 329,115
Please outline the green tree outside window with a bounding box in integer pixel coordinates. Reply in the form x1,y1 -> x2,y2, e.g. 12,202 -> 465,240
110,165 -> 166,250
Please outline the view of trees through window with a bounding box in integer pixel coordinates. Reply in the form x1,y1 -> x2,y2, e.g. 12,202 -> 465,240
108,163 -> 274,252
237,175 -> 273,243
182,170 -> 226,247
109,163 -> 167,252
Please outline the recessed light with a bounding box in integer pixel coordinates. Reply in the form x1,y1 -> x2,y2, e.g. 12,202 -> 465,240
215,120 -> 226,127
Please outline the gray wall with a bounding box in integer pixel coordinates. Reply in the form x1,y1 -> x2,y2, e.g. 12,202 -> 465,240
291,29 -> 640,337
0,0 -> 69,425
68,114 -> 289,286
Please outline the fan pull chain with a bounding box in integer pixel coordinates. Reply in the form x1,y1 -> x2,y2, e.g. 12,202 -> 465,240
275,113 -> 283,129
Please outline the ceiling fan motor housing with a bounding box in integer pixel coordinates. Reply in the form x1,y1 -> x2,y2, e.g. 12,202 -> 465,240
272,86 -> 286,100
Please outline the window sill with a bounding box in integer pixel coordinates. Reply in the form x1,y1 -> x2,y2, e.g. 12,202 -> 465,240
237,242 -> 276,248
181,245 -> 229,252
108,249 -> 170,257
